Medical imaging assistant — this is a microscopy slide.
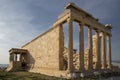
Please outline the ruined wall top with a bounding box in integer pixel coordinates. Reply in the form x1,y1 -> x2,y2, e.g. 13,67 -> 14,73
54,2 -> 112,35
64,2 -> 93,18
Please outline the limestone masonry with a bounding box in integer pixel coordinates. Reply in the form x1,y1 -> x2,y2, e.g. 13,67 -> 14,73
6,3 -> 112,78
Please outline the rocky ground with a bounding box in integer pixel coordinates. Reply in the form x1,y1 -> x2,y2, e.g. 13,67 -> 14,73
0,70 -> 120,80
0,71 -> 63,80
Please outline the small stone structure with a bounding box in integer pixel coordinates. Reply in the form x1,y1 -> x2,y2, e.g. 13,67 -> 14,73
6,3 -> 112,78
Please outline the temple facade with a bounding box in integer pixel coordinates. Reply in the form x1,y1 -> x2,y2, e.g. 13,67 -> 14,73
6,3 -> 112,78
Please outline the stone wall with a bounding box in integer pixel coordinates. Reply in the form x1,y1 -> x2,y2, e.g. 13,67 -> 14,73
62,35 -> 98,70
63,48 -> 80,70
84,35 -> 98,70
22,26 -> 63,71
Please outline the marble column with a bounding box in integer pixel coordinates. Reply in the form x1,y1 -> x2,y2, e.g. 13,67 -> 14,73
10,54 -> 12,62
102,32 -> 106,69
15,53 -> 17,61
9,53 -> 14,68
108,35 -> 112,69
96,30 -> 101,69
20,53 -> 23,61
67,18 -> 73,72
10,53 -> 14,61
59,24 -> 64,70
79,23 -> 84,71
88,26 -> 93,70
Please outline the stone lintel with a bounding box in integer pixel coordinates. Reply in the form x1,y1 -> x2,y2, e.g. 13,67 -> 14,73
9,48 -> 28,54
54,3 -> 111,36
65,2 -> 97,21
105,24 -> 112,30
71,11 -> 111,35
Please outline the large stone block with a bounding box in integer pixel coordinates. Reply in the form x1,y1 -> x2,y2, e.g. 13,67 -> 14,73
22,26 -> 61,70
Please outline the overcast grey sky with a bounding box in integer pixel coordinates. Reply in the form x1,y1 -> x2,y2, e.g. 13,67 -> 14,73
0,0 -> 120,64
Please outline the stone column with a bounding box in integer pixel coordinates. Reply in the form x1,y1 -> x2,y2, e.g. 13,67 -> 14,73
9,53 -> 14,68
96,30 -> 101,70
15,53 -> 17,61
9,53 -> 14,62
78,23 -> 84,71
12,53 -> 14,61
88,26 -> 93,70
20,53 -> 23,61
108,35 -> 112,69
9,54 -> 12,62
59,24 -> 64,70
101,32 -> 106,69
10,53 -> 14,61
67,18 -> 73,72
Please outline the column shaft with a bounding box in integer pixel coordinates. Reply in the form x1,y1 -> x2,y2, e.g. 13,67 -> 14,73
96,30 -> 101,69
102,32 -> 106,69
79,23 -> 84,71
10,53 -> 14,61
67,18 -> 73,72
20,53 -> 22,61
108,35 -> 112,69
15,54 -> 17,61
59,24 -> 64,70
88,27 -> 93,70
10,54 -> 12,61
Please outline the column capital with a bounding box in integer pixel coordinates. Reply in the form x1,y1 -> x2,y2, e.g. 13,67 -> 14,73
101,31 -> 106,36
95,29 -> 100,33
78,22 -> 84,26
67,17 -> 73,22
107,33 -> 112,37
106,34 -> 111,39
78,22 -> 84,32
88,25 -> 93,29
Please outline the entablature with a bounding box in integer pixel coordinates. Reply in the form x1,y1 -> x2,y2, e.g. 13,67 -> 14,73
52,2 -> 112,35
9,48 -> 28,54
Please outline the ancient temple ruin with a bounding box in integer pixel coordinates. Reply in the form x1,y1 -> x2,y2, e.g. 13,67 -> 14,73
6,3 -> 112,78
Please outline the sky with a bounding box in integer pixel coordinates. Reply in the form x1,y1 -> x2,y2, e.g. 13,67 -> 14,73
0,0 -> 120,64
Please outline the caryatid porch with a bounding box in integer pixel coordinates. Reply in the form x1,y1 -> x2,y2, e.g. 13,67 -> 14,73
53,3 -> 112,72
6,48 -> 28,71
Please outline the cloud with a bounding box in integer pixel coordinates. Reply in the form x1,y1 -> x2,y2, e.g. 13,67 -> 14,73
0,0 -> 44,63
0,0 -> 120,63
